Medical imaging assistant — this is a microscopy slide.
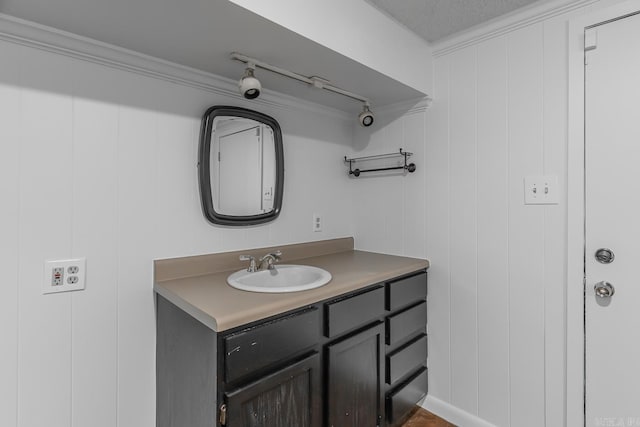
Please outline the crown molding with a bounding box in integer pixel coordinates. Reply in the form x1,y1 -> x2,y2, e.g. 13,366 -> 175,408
0,13 -> 352,123
432,0 -> 599,57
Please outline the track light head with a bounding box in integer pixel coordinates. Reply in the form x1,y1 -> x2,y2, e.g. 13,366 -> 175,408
358,104 -> 374,127
238,66 -> 261,99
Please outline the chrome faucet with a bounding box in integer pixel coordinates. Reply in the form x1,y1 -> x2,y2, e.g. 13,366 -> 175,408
239,255 -> 257,272
258,250 -> 282,270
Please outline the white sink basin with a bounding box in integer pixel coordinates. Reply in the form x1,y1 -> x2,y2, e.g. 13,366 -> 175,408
227,264 -> 332,293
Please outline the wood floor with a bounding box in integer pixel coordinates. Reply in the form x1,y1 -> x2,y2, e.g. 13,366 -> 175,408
401,407 -> 456,427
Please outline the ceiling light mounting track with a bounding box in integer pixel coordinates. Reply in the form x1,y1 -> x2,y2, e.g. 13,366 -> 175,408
231,52 -> 374,127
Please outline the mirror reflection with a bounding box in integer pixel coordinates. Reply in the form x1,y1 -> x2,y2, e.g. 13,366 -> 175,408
198,106 -> 284,226
211,116 -> 276,216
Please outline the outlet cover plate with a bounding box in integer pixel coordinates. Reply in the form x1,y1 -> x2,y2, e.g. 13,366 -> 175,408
313,213 -> 322,232
43,258 -> 86,294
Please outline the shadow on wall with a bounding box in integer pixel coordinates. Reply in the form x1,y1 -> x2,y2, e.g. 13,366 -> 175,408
351,97 -> 428,153
0,33 -> 429,158
0,40 -> 355,151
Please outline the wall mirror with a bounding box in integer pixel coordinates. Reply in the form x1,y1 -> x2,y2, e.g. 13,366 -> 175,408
198,106 -> 284,226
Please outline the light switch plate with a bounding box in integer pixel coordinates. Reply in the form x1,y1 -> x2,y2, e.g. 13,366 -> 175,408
524,175 -> 559,205
43,258 -> 86,294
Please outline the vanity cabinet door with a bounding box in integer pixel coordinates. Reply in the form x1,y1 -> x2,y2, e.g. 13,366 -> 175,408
224,352 -> 321,427
327,322 -> 385,427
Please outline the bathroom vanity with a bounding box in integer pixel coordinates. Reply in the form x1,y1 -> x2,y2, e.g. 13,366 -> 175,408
155,238 -> 429,427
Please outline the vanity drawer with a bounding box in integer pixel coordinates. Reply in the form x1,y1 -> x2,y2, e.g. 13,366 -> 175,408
386,334 -> 427,385
325,286 -> 385,338
386,272 -> 427,311
386,301 -> 427,345
224,307 -> 319,383
386,367 -> 428,424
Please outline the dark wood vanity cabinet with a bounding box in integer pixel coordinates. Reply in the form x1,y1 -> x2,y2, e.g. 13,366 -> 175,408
384,272 -> 429,427
224,352 -> 321,427
219,307 -> 322,427
324,286 -> 386,426
326,322 -> 385,427
156,270 -> 427,427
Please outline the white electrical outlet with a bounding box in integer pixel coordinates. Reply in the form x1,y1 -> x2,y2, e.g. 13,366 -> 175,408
313,213 -> 322,232
51,267 -> 64,286
43,258 -> 86,294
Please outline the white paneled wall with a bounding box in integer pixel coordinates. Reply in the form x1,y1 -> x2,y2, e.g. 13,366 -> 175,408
0,40 -> 21,427
475,36 -> 509,427
425,10 -> 577,427
0,38 -> 354,427
351,105 -> 428,259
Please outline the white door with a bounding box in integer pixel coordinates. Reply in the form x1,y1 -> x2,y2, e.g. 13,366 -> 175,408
217,126 -> 262,215
585,11 -> 640,427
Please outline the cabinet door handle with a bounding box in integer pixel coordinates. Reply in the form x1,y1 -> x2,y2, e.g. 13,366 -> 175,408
219,404 -> 227,426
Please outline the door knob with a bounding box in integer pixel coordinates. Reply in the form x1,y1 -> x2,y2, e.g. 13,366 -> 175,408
594,281 -> 615,298
595,248 -> 615,264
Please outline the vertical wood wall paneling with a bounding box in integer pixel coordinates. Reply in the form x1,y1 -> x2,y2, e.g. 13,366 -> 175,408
542,15 -> 570,427
352,123 -> 393,254
447,47 -> 479,415
116,73 -> 161,427
18,47 -> 74,427
507,23 -> 546,427
70,60 -> 120,427
173,86 -> 228,257
0,39 -> 22,427
297,129 -> 355,244
476,36 -> 511,427
426,56 -> 452,402
155,83 -> 206,259
351,107 -> 428,257
427,3 -> 599,425
0,32 -> 357,427
403,111 -> 427,258
383,117 -> 407,256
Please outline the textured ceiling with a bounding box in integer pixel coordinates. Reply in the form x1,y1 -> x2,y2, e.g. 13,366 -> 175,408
366,0 -> 541,42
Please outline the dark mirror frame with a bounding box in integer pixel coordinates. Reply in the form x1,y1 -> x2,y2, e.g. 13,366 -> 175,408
198,105 -> 284,226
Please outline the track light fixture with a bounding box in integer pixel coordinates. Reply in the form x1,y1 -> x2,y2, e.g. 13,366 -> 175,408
231,52 -> 375,127
358,103 -> 375,127
238,64 -> 262,99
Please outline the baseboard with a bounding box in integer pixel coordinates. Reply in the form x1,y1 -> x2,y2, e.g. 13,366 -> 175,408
422,396 -> 497,427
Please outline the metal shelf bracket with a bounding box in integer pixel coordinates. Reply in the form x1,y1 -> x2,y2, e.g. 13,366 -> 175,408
344,148 -> 416,177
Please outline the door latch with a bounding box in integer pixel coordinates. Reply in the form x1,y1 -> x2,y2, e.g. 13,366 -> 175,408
594,281 -> 615,298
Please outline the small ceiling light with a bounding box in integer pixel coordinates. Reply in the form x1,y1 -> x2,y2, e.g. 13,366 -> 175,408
238,64 -> 261,99
358,103 -> 375,127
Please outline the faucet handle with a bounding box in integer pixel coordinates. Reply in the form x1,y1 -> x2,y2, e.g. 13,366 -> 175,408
260,250 -> 282,261
258,250 -> 282,270
239,255 -> 257,272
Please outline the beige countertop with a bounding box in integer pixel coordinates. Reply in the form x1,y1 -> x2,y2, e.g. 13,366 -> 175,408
154,238 -> 429,332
